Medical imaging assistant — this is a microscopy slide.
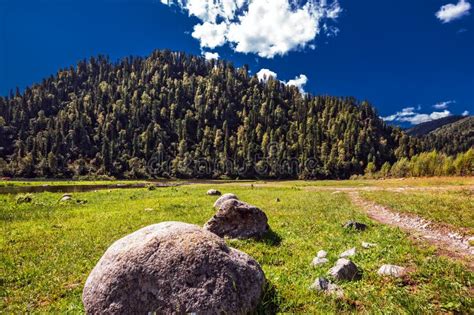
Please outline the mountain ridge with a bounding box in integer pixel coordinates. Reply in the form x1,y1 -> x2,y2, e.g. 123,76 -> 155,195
406,115 -> 467,137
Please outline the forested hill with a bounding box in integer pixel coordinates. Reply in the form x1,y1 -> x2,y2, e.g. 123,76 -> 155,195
0,50 -> 422,179
417,116 -> 474,156
406,115 -> 465,137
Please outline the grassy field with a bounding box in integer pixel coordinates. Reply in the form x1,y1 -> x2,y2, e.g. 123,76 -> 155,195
361,190 -> 474,234
0,179 -> 149,187
1,176 -> 473,188
1,180 -> 473,313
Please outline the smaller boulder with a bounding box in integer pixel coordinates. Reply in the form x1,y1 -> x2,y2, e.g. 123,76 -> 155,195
309,277 -> 343,297
328,258 -> 362,281
339,247 -> 356,258
205,199 -> 269,239
213,193 -> 238,209
343,221 -> 367,231
207,189 -> 222,196
377,265 -> 406,277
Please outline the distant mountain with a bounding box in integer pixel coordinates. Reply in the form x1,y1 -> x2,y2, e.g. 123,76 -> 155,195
406,115 -> 465,137
418,116 -> 474,155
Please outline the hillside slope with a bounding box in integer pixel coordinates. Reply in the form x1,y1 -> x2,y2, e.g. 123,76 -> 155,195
418,116 -> 474,155
406,115 -> 465,137
0,50 -> 418,179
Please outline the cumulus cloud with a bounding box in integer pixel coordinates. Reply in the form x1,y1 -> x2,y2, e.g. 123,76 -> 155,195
284,74 -> 309,93
436,0 -> 471,23
192,22 -> 228,48
161,0 -> 342,58
382,107 -> 451,125
433,100 -> 456,109
256,68 -> 308,93
203,51 -> 220,60
462,110 -> 470,116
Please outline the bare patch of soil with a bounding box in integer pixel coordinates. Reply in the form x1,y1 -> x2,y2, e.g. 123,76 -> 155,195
349,191 -> 474,270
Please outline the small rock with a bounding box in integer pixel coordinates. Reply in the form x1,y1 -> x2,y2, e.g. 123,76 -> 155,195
343,221 -> 367,231
362,242 -> 377,249
328,258 -> 362,281
311,257 -> 329,266
213,193 -> 238,209
317,250 -> 327,258
339,247 -> 356,258
62,193 -> 72,198
275,198 -> 281,202
377,264 -> 406,277
60,196 -> 72,202
207,189 -> 221,196
16,194 -> 33,204
144,208 -> 154,212
309,277 -> 343,297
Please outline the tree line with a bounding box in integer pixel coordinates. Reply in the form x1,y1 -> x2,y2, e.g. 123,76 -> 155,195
0,50 -> 471,179
363,149 -> 473,178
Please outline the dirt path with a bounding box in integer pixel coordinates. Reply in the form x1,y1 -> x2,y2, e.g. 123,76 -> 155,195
348,191 -> 474,270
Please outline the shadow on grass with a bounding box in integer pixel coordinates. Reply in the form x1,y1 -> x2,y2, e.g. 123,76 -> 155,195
255,280 -> 283,314
256,229 -> 282,246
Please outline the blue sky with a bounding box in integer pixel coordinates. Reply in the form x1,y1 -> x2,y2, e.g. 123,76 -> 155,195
0,0 -> 472,126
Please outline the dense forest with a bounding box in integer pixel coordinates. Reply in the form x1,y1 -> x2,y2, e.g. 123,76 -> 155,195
0,50 -> 471,179
415,117 -> 473,156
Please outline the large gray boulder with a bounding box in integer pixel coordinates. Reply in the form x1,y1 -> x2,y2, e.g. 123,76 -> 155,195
213,193 -> 238,208
205,199 -> 269,239
82,222 -> 265,314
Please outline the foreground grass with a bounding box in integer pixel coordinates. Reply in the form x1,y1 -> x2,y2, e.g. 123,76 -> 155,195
1,184 -> 473,313
361,190 -> 474,233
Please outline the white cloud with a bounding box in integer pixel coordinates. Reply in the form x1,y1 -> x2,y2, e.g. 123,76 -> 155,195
284,74 -> 308,93
192,22 -> 228,49
382,107 -> 452,125
256,68 -> 277,82
433,100 -> 456,109
436,0 -> 471,23
256,68 -> 308,93
462,110 -> 470,116
203,51 -> 220,60
162,0 -> 342,58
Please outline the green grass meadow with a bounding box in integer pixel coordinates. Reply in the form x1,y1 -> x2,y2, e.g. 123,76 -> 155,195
361,189 -> 474,233
1,182 -> 473,313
